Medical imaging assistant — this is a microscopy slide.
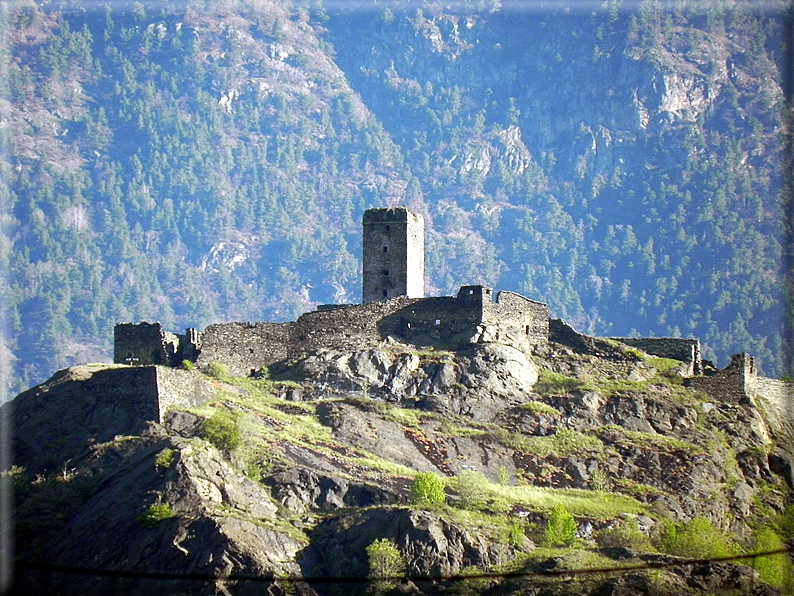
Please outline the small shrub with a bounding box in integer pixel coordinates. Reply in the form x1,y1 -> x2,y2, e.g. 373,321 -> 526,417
504,519 -> 527,546
366,538 -> 405,593
202,408 -> 241,452
181,360 -> 194,371
658,516 -> 737,559
544,503 -> 577,547
409,472 -> 445,506
456,470 -> 490,511
590,467 -> 610,492
208,361 -> 229,379
595,517 -> 652,550
154,447 -> 175,470
139,502 -> 174,528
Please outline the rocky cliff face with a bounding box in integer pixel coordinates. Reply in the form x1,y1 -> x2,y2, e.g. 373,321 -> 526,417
6,329 -> 793,595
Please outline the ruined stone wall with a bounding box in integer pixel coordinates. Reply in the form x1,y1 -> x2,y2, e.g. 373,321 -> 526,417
484,291 -> 549,352
385,296 -> 482,349
197,322 -> 294,377
114,322 -> 172,366
86,366 -> 161,421
687,354 -> 753,402
295,296 -> 418,354
748,376 -> 794,427
549,319 -> 627,359
610,337 -> 702,375
155,367 -> 218,420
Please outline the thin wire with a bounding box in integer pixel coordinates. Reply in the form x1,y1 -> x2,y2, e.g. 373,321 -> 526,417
15,546 -> 794,585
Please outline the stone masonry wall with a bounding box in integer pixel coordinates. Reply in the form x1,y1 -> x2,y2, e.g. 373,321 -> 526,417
382,295 -> 482,349
748,376 -> 794,426
687,353 -> 752,402
362,207 -> 424,302
155,367 -> 218,421
86,366 -> 161,422
117,288 -> 550,376
484,291 -> 549,352
295,296 -> 418,354
114,322 -> 171,366
197,322 -> 294,377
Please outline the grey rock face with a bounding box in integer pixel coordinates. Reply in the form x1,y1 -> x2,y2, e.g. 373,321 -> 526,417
302,507 -> 528,580
279,343 -> 539,421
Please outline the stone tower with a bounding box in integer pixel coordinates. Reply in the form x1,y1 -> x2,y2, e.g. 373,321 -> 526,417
362,207 -> 424,302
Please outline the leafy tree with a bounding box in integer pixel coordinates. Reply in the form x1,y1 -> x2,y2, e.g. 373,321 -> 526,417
409,472 -> 445,506
544,503 -> 577,547
366,538 -> 405,593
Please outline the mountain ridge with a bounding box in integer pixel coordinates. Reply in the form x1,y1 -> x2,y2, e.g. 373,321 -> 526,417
3,0 -> 792,397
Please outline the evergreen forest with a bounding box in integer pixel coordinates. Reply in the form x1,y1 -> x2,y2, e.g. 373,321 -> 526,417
2,0 -> 792,396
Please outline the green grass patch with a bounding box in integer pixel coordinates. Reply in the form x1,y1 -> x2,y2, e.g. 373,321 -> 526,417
492,428 -> 604,457
345,396 -> 423,427
534,369 -> 588,395
154,447 -> 175,470
597,424 -> 704,454
518,400 -> 562,416
447,471 -> 647,518
139,502 -> 174,528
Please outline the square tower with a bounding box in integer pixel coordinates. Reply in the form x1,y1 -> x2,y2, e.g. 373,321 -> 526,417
363,207 -> 424,302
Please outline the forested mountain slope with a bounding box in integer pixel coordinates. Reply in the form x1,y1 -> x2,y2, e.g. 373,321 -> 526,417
2,0 -> 791,395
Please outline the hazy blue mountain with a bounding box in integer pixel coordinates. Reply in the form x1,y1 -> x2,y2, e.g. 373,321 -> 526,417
2,0 -> 791,396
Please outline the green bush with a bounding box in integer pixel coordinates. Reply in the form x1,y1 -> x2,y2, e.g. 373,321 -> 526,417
208,361 -> 229,379
544,503 -> 577,547
498,465 -> 510,486
456,470 -> 490,511
366,538 -> 405,593
202,408 -> 241,452
658,516 -> 737,559
409,472 -> 445,506
154,447 -> 175,470
181,360 -> 194,371
139,502 -> 174,528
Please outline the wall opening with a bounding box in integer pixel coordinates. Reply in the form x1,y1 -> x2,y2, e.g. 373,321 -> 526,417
383,269 -> 390,276
383,289 -> 388,297
383,246 -> 388,253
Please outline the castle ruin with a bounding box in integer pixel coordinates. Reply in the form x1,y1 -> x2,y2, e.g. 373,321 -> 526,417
113,206 -> 785,412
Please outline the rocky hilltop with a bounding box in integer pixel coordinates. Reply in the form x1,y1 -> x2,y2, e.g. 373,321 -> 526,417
6,324 -> 793,595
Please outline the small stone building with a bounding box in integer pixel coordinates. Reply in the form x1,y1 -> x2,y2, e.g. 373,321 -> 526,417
114,322 -> 200,367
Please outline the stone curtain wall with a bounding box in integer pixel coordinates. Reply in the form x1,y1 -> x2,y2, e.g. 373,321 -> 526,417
155,367 -> 218,421
296,296 -> 418,353
383,296 -> 483,349
117,287 -> 550,376
749,376 -> 794,427
86,366 -> 161,421
610,337 -> 702,375
687,354 -> 752,402
197,322 -> 294,377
